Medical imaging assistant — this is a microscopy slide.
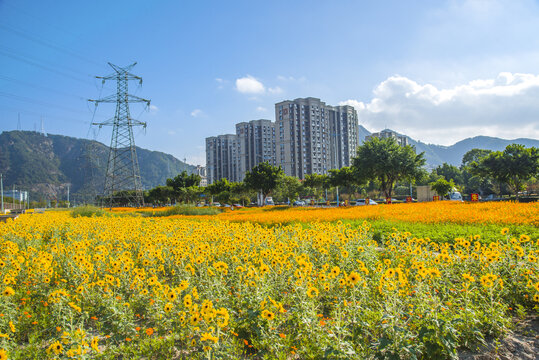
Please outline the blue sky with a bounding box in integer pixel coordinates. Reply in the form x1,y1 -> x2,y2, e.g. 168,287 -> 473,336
1,0 -> 539,165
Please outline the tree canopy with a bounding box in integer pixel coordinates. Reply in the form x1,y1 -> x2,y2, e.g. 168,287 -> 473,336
470,144 -> 538,197
352,138 -> 425,199
430,177 -> 455,198
243,162 -> 284,203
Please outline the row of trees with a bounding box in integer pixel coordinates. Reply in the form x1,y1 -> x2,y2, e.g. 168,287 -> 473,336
143,139 -> 538,206
421,145 -> 538,199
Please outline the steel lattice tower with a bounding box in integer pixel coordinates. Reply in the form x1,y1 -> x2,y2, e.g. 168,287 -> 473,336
89,62 -> 150,207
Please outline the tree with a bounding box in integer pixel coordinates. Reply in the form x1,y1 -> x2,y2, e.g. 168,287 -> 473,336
460,149 -> 494,196
434,163 -> 463,185
273,175 -> 302,203
471,144 -> 539,198
303,173 -> 328,200
430,177 -> 454,198
243,162 -> 283,205
205,179 -> 232,203
352,137 -> 426,199
461,149 -> 492,168
146,185 -> 174,205
165,171 -> 201,203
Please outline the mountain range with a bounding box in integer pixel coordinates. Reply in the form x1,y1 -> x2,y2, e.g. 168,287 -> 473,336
0,131 -> 195,201
359,125 -> 539,169
0,130 -> 537,200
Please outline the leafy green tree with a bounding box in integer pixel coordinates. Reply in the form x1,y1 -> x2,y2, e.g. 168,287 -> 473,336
460,149 -> 494,196
205,179 -> 232,203
435,163 -> 463,185
303,173 -> 328,200
430,178 -> 454,198
146,185 -> 174,205
328,167 -> 361,200
461,149 -> 492,168
273,175 -> 302,203
352,138 -> 426,199
471,144 -> 539,198
165,171 -> 201,203
243,162 -> 284,205
166,171 -> 200,191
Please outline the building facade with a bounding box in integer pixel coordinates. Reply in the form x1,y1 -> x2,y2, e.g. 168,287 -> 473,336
205,134 -> 241,184
329,105 -> 359,170
275,98 -> 359,179
365,129 -> 409,147
236,119 -> 276,181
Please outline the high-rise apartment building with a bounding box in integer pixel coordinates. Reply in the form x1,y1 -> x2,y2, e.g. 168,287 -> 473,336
236,119 -> 276,181
275,98 -> 359,179
365,129 -> 409,147
329,105 -> 359,170
205,134 -> 241,184
206,98 -> 360,183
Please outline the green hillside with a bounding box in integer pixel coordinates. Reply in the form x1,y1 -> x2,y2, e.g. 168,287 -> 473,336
0,131 -> 196,201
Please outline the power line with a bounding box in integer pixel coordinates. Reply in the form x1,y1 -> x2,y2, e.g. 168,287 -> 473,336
0,74 -> 87,100
2,2 -> 105,59
0,49 -> 94,85
0,23 -> 104,67
0,90 -> 99,116
0,105 -> 92,126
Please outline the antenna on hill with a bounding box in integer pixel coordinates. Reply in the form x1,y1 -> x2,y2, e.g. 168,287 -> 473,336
17,113 -> 21,131
40,116 -> 46,136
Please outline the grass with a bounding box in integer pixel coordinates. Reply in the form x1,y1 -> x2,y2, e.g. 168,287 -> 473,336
141,205 -> 222,217
341,218 -> 539,244
70,205 -> 105,218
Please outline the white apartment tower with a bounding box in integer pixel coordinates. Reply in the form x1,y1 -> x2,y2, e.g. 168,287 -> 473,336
236,119 -> 276,181
275,98 -> 359,179
205,134 -> 241,184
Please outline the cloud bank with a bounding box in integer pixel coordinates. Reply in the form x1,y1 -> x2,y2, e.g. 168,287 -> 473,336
340,72 -> 539,145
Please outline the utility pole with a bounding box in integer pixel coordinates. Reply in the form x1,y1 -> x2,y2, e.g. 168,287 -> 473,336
17,113 -> 21,131
89,63 -> 150,208
1,173 -> 3,214
67,184 -> 70,208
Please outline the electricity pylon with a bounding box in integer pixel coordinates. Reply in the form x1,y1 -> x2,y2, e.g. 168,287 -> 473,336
89,62 -> 150,207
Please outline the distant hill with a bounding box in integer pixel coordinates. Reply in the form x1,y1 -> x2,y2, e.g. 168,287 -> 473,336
0,131 -> 196,201
408,136 -> 539,169
358,127 -> 538,168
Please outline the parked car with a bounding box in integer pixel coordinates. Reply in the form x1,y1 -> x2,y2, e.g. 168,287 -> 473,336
211,202 -> 221,207
233,204 -> 243,208
265,197 -> 275,205
293,200 -> 306,206
449,192 -> 463,202
355,199 -> 378,206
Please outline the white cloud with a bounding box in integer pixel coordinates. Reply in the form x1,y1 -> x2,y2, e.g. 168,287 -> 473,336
277,75 -> 306,82
190,109 -> 204,117
167,130 -> 176,135
235,75 -> 265,94
149,104 -> 159,112
268,86 -> 283,94
256,106 -> 267,112
340,72 -> 539,145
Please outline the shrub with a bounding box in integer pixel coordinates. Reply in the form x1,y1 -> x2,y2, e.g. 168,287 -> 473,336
142,205 -> 222,217
70,205 -> 105,218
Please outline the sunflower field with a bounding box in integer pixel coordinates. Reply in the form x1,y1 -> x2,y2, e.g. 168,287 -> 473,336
0,202 -> 538,359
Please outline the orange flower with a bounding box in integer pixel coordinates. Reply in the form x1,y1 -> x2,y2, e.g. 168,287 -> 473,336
145,328 -> 154,336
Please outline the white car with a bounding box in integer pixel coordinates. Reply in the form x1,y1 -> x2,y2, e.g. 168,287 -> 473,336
355,199 -> 378,205
449,192 -> 463,202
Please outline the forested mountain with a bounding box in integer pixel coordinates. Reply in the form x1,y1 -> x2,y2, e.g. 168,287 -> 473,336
0,131 -> 195,201
359,127 -> 538,168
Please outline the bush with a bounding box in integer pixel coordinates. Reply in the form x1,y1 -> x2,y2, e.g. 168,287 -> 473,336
70,205 -> 105,218
142,205 -> 222,217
